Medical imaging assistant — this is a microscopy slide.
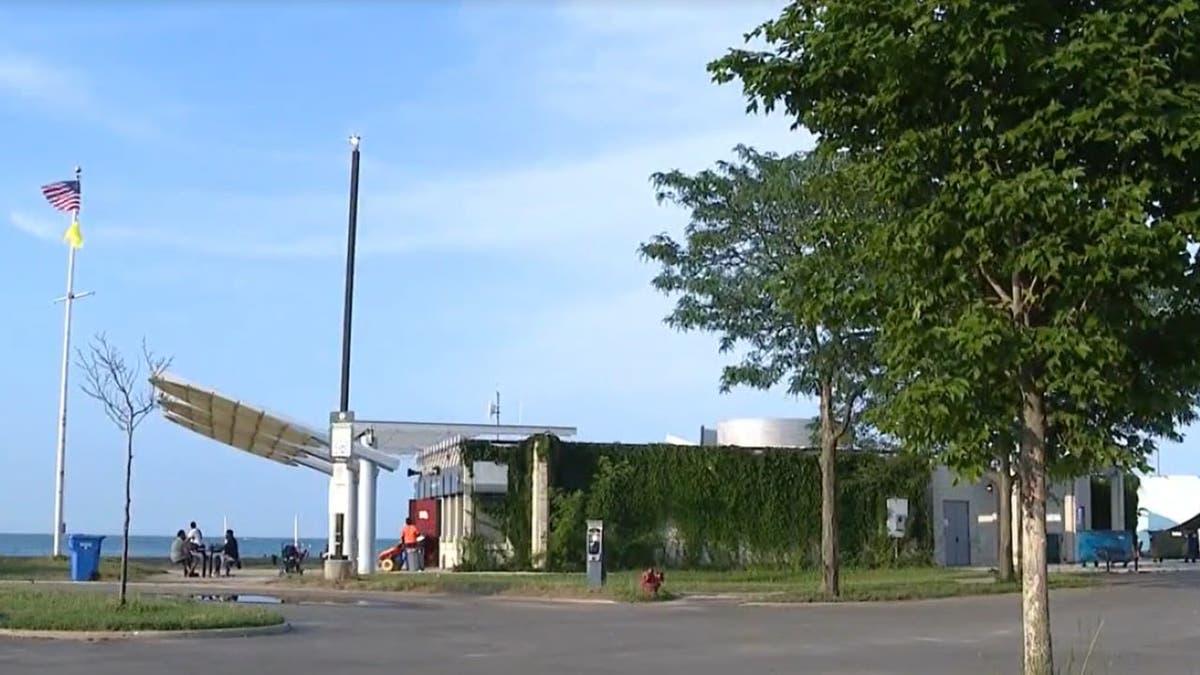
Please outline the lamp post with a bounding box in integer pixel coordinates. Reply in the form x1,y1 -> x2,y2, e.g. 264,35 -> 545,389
326,135 -> 361,580
339,135 -> 361,412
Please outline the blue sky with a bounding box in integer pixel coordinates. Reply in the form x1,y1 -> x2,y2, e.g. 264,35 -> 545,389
2,2 -> 1196,541
0,1 -> 821,538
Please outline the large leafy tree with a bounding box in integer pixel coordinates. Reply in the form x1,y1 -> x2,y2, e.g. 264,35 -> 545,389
641,146 -> 879,598
711,3 -> 1200,673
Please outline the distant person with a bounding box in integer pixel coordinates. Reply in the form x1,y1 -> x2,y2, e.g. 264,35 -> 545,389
169,530 -> 197,577
186,521 -> 209,575
401,518 -> 423,572
220,530 -> 241,576
1186,530 -> 1199,564
187,521 -> 204,547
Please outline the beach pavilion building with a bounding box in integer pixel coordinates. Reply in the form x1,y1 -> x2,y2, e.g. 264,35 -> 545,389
151,371 -> 575,575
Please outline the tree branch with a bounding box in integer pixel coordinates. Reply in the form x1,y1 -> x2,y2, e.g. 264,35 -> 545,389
837,384 -> 863,443
76,334 -> 172,434
980,263 -> 1012,305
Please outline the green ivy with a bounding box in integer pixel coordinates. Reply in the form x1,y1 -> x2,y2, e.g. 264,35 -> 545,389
464,435 -> 933,571
462,443 -> 533,570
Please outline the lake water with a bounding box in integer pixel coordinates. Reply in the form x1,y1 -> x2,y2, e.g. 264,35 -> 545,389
0,533 -> 397,559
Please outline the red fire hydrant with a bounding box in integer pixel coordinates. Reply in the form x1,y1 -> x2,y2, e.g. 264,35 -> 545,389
640,568 -> 664,597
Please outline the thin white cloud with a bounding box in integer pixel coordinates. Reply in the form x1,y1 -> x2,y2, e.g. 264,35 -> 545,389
532,2 -> 782,131
486,284 -> 814,440
82,120 -> 809,261
357,122 -> 810,258
97,15 -> 805,260
0,53 -> 163,139
47,3 -> 807,263
8,211 -> 61,242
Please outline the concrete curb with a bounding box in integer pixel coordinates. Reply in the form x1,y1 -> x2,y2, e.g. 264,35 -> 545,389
496,596 -> 619,606
0,621 -> 291,642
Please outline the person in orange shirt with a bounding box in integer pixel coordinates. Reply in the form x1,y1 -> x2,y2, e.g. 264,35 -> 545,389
401,518 -> 423,572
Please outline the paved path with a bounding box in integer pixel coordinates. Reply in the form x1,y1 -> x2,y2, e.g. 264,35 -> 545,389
2,572 -> 1198,674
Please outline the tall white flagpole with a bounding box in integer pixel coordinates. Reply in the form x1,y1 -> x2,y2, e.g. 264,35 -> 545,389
51,166 -> 91,559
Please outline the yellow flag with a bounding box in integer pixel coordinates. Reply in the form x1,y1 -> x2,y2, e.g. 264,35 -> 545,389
63,218 -> 83,249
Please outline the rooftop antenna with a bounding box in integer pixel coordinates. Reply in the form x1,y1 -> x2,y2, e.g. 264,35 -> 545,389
489,388 -> 501,440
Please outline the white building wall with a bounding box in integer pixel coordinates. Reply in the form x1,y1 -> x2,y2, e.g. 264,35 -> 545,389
932,467 -> 1085,567
931,466 -> 1000,567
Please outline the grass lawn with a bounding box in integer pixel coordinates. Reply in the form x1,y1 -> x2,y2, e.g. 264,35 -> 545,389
279,566 -> 1097,603
0,557 -> 165,582
0,588 -> 284,632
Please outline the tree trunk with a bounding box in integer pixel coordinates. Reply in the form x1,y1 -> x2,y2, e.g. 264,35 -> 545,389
120,431 -> 133,607
1013,472 -> 1023,572
1018,376 -> 1052,675
998,451 -> 1015,583
818,379 -> 840,599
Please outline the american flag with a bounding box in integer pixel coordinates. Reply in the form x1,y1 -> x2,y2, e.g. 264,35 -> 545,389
40,180 -> 81,213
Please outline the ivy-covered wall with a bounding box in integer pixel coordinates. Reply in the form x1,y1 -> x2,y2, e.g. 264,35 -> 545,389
462,435 -> 934,571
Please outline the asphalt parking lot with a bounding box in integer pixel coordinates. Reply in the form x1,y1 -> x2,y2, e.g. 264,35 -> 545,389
2,571 -> 1198,675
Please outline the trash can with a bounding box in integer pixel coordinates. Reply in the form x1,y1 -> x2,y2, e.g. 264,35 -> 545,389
1046,533 -> 1062,565
67,534 -> 105,582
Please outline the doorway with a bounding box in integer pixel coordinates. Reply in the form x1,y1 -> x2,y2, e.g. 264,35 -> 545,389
943,499 -> 972,566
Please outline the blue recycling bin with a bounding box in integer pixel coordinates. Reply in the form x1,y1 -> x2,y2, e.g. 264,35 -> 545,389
67,534 -> 105,582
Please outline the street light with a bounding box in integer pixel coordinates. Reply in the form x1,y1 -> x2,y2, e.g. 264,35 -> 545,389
339,135 -> 361,412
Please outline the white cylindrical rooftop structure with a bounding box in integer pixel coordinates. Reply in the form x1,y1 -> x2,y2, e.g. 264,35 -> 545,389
715,417 -> 818,448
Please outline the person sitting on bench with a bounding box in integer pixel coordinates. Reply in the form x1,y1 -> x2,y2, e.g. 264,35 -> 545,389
219,529 -> 241,576
169,530 -> 198,577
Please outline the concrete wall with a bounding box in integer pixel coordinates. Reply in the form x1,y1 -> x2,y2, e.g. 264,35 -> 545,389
931,467 -> 1092,568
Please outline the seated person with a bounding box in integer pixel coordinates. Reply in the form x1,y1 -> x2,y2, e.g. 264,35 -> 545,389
169,530 -> 197,577
219,530 -> 241,576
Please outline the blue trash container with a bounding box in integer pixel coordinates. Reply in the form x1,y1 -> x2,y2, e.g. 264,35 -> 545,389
67,534 -> 105,582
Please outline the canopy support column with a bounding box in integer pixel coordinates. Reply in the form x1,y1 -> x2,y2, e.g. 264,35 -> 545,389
356,458 -> 378,575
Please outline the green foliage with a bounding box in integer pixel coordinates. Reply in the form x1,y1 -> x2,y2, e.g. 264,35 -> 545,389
642,145 -> 888,596
640,146 -> 878,433
547,488 -> 587,572
1125,473 -> 1142,535
455,535 -> 503,572
710,0 -> 1200,476
465,435 -> 932,572
463,442 -> 533,570
712,5 -> 1200,668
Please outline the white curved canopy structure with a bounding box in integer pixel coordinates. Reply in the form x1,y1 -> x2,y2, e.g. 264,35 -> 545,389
151,372 -> 398,473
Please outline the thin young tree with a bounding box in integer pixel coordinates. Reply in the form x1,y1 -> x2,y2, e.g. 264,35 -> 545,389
641,147 -> 881,597
77,334 -> 171,606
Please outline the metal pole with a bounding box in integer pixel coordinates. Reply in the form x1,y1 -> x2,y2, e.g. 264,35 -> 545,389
339,136 -> 361,413
51,245 -> 76,558
51,166 -> 83,559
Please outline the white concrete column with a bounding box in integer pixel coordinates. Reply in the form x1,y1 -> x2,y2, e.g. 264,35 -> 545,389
347,463 -> 358,566
327,461 -> 355,559
356,459 -> 378,575
1111,468 -> 1126,532
530,450 -> 549,569
327,414 -> 357,565
1063,490 -> 1076,564
463,466 -> 475,539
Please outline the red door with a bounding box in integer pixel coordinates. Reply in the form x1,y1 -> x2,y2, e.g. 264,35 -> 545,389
408,498 -> 440,569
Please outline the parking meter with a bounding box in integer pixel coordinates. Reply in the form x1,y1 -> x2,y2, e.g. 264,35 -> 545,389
586,519 -> 605,588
